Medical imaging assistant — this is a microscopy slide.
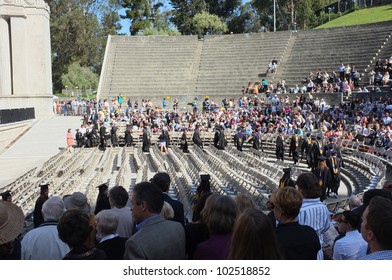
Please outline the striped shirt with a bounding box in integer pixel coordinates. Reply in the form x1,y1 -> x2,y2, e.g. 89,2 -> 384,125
298,198 -> 331,260
360,250 -> 392,260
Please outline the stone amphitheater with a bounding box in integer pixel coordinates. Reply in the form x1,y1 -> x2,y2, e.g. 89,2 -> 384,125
1,20 -> 392,229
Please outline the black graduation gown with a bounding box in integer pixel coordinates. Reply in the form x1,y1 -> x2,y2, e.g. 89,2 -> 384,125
192,128 -> 203,148
252,132 -> 263,151
124,129 -> 133,146
289,135 -> 301,164
142,129 -> 150,152
234,131 -> 245,151
276,134 -> 285,161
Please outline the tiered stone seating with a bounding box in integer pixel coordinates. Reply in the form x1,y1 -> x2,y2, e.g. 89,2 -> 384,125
195,32 -> 291,96
101,35 -> 201,98
276,21 -> 392,87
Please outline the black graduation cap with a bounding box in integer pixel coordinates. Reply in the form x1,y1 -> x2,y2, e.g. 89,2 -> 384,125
283,168 -> 291,173
319,156 -> 327,161
317,133 -> 323,140
0,190 -> 11,201
200,174 -> 210,181
39,183 -> 49,191
97,183 -> 108,193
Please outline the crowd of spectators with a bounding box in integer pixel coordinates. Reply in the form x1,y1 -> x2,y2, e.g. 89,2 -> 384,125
2,172 -> 392,260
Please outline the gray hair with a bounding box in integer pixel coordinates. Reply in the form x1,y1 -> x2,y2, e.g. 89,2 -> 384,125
95,210 -> 119,236
42,196 -> 65,222
348,194 -> 362,209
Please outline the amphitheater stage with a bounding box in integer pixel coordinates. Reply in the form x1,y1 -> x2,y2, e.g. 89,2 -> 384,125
0,116 -> 82,187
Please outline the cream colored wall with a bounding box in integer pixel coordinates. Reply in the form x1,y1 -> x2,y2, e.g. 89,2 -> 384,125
0,0 -> 53,117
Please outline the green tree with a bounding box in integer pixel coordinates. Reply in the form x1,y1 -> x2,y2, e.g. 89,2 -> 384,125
227,1 -> 262,34
192,11 -> 228,36
48,0 -> 121,92
204,0 -> 242,20
169,0 -> 207,34
61,62 -> 99,94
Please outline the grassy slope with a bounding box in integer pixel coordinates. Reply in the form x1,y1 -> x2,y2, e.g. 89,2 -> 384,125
316,4 -> 392,29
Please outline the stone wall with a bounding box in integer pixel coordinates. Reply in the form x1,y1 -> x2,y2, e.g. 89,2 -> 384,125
0,0 -> 53,117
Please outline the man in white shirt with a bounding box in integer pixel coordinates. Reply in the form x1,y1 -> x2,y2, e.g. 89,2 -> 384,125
333,210 -> 368,260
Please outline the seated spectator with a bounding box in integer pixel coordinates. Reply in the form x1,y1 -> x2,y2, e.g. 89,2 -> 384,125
58,209 -> 107,260
95,210 -> 127,260
361,196 -> 392,260
0,201 -> 24,260
194,194 -> 238,260
270,187 -> 320,260
228,208 -> 281,260
124,182 -> 185,260
21,196 -> 69,260
333,210 -> 368,260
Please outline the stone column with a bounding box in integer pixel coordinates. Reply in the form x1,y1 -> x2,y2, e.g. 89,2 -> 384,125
10,16 -> 27,95
0,16 -> 12,95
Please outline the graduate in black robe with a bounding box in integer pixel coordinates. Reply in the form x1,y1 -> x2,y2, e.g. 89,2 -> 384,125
180,130 -> 189,153
192,125 -> 203,148
289,129 -> 301,165
142,126 -> 150,152
275,130 -> 285,161
94,183 -> 111,215
252,129 -> 263,151
124,125 -> 133,147
234,128 -> 246,151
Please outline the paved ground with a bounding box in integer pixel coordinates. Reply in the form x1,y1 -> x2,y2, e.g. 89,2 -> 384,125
0,116 -> 83,187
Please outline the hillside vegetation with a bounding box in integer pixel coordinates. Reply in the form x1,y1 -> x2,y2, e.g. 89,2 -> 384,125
316,5 -> 392,29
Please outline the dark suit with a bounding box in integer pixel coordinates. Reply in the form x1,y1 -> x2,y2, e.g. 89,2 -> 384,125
96,236 -> 127,260
124,216 -> 186,260
163,193 -> 185,225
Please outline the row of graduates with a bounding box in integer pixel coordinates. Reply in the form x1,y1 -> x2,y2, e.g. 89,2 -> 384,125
75,122 -> 131,149
276,130 -> 343,201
